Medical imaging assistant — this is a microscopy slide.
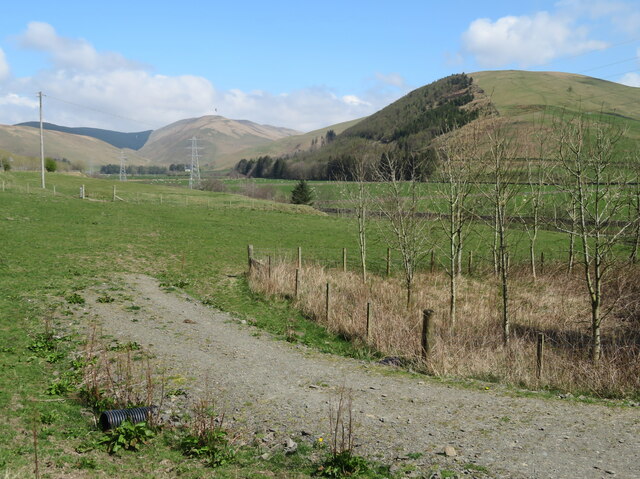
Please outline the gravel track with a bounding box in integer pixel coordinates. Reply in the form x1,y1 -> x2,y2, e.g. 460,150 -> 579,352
83,274 -> 639,479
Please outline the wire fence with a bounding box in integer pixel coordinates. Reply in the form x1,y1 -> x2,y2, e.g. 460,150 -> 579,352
0,180 -> 312,214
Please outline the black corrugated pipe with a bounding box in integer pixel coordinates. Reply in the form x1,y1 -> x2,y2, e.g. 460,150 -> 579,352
99,406 -> 156,431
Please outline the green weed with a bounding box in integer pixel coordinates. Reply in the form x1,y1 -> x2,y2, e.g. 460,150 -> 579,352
179,428 -> 235,467
66,292 -> 85,305
96,294 -> 115,303
98,420 -> 156,454
46,377 -> 74,396
315,450 -> 370,477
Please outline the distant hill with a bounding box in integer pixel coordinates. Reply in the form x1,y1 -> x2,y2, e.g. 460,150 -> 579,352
0,124 -> 151,170
138,115 -> 300,168
16,122 -> 152,150
216,118 -> 364,168
234,70 -> 640,180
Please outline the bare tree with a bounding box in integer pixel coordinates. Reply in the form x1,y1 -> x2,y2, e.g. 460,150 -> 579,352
436,126 -> 480,327
521,119 -> 551,279
555,114 -> 631,362
482,119 -> 523,345
338,157 -> 372,283
376,153 -> 431,308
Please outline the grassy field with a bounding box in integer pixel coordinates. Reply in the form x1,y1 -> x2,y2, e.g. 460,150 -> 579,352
0,170 -> 634,477
0,171 -> 412,477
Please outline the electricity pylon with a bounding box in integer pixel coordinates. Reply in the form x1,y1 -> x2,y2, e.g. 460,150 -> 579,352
119,150 -> 127,181
188,136 -> 202,189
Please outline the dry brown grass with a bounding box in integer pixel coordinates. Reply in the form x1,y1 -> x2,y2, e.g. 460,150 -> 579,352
78,324 -> 163,415
249,260 -> 640,399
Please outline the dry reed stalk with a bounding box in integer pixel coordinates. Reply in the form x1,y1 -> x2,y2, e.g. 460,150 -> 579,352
248,258 -> 640,397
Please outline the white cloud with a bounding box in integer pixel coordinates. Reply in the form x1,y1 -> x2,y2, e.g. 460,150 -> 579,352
618,47 -> 640,87
0,48 -> 9,81
215,87 -> 375,132
462,11 -> 608,67
342,95 -> 371,107
0,22 -> 390,132
619,72 -> 640,87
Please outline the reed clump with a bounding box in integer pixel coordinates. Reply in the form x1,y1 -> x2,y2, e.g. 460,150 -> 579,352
249,260 -> 640,399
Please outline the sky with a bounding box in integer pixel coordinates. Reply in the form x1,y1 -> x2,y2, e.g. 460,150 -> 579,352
0,0 -> 638,132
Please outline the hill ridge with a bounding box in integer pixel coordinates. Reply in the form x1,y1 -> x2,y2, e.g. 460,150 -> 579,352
15,122 -> 152,150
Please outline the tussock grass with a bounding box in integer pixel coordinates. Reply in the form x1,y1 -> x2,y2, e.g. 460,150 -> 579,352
249,260 -> 640,399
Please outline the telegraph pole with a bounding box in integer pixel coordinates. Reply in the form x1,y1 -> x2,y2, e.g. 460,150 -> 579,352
38,91 -> 45,188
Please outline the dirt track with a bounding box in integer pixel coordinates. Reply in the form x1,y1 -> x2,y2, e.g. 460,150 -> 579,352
81,274 -> 639,479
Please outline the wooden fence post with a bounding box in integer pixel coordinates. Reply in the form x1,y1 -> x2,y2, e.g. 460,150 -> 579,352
297,247 -> 302,270
295,268 -> 300,298
386,247 -> 391,277
247,244 -> 254,271
325,283 -> 331,323
366,302 -> 372,341
430,251 -> 435,273
342,248 -> 347,273
540,252 -> 545,276
268,256 -> 272,279
536,332 -> 545,379
421,309 -> 434,360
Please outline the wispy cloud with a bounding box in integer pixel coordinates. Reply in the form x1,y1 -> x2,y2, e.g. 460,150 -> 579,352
18,21 -> 141,72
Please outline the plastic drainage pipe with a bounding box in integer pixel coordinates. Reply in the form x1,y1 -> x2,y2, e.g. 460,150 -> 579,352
99,406 -> 155,431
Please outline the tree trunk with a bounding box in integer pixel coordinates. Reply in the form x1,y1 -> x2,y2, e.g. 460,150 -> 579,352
529,242 -> 536,279
493,205 -> 500,275
358,207 -> 367,283
591,303 -> 601,363
499,220 -> 510,345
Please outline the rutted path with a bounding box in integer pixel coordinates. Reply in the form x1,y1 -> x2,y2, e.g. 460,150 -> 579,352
84,274 -> 639,479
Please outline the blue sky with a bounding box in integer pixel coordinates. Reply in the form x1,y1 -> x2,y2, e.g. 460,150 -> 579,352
0,0 -> 638,132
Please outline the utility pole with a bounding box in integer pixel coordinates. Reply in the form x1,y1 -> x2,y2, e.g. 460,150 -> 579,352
119,150 -> 127,181
38,91 -> 45,189
188,136 -> 202,189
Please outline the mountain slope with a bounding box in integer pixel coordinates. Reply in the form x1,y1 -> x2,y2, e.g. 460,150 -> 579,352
16,122 -> 152,150
138,115 -> 300,168
470,70 -> 640,141
471,70 -> 639,120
